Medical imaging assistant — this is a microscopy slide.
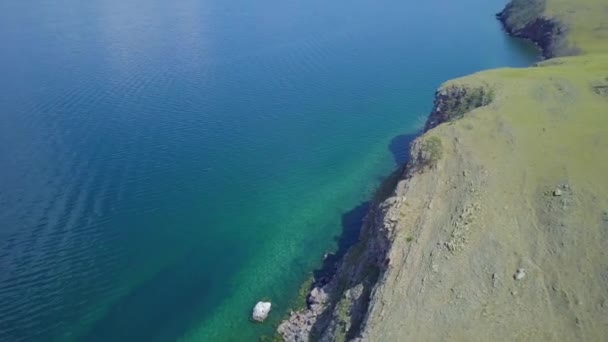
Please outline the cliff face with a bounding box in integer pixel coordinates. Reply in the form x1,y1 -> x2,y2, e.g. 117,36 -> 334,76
496,0 -> 572,58
359,59 -> 608,341
277,168 -> 397,341
278,82 -> 493,341
279,0 -> 608,340
424,83 -> 493,131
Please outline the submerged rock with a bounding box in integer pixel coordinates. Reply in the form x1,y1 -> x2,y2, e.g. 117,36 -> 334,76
252,301 -> 272,322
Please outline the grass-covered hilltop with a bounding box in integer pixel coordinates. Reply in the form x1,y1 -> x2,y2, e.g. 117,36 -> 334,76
278,0 -> 608,340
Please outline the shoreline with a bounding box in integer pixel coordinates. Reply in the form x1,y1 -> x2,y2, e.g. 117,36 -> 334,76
277,0 -> 608,339
495,0 -> 569,58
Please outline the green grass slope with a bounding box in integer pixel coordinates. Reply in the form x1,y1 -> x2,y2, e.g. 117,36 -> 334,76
359,0 -> 608,340
545,0 -> 608,55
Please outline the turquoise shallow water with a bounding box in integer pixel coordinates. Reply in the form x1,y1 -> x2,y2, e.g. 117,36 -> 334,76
0,0 -> 536,340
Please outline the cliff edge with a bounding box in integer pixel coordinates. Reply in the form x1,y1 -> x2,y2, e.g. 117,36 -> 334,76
279,0 -> 608,340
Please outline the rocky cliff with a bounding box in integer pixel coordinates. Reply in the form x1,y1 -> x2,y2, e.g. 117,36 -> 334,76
496,0 -> 572,58
279,0 -> 608,340
278,76 -> 499,342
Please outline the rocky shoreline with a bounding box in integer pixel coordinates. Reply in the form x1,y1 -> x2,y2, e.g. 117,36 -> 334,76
277,173 -> 395,341
277,81 -> 498,342
277,55 -> 503,342
496,0 -> 574,58
277,0 -> 598,340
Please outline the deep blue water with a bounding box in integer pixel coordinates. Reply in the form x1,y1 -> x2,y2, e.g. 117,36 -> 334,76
0,0 -> 536,340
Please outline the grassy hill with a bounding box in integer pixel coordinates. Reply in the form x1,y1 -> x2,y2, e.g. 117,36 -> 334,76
278,0 -> 608,340
360,0 -> 608,340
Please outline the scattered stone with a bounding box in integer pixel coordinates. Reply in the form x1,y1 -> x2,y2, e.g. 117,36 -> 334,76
308,287 -> 328,307
252,301 -> 272,322
514,268 -> 526,281
492,273 -> 500,288
553,188 -> 563,196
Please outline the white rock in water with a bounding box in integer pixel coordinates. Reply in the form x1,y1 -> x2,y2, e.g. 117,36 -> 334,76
252,301 -> 271,322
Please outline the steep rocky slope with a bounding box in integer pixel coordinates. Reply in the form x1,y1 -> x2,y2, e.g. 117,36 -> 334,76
279,0 -> 608,340
360,57 -> 608,341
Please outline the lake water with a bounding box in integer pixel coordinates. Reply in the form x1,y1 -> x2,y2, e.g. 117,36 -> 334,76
0,0 -> 536,340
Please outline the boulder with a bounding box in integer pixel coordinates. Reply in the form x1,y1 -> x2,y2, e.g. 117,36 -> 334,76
308,287 -> 328,305
252,301 -> 271,322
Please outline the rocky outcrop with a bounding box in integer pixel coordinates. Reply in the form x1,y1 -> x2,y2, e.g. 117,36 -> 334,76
278,75 -> 487,342
278,188 -> 396,341
424,84 -> 493,131
496,0 -> 576,58
278,100 -> 466,341
278,0 -> 603,340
